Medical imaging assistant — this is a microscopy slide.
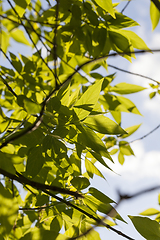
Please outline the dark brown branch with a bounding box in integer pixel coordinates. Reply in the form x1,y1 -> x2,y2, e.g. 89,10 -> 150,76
0,168 -> 83,198
0,48 -> 20,73
0,73 -> 17,97
108,64 -> 160,84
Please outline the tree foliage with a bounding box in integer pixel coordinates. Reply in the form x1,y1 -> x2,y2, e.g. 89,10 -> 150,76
0,0 -> 160,239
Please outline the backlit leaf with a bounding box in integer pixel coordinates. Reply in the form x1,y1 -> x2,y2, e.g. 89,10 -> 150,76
121,124 -> 141,138
140,208 -> 160,216
83,115 -> 126,135
10,29 -> 31,45
110,82 -> 146,94
13,0 -> 31,17
150,0 -> 160,30
85,158 -> 105,179
74,79 -> 103,120
93,0 -> 115,18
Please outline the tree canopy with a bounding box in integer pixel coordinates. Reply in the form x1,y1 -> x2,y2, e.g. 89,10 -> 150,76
0,0 -> 160,239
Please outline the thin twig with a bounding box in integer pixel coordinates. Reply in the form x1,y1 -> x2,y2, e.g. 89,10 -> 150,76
0,73 -> 17,97
6,0 -> 55,78
53,0 -> 60,85
121,0 -> 132,13
119,185 -> 160,200
108,64 -> 160,84
129,123 -> 160,144
0,48 -> 20,73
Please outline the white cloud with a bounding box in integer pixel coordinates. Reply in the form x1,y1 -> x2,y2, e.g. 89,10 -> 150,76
96,141 -> 160,182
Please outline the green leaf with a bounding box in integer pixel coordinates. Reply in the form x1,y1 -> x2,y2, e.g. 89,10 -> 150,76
26,146 -> 45,178
13,0 -> 31,17
89,187 -> 114,204
0,152 -> 15,174
77,125 -> 113,163
71,177 -> 90,190
24,99 -> 42,114
107,12 -> 139,29
93,0 -> 115,18
83,115 -> 126,135
129,216 -> 160,240
74,79 -> 104,120
10,29 -> 31,45
110,82 -> 146,94
17,95 -> 42,114
109,29 -> 131,53
119,29 -> 150,50
9,52 -> 22,73
116,96 -> 142,115
0,183 -> 19,235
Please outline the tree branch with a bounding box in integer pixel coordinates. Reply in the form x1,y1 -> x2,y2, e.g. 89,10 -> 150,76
41,189 -> 135,240
0,73 -> 17,97
121,0 -> 132,13
108,64 -> 160,84
0,168 -> 83,198
129,123 -> 160,144
53,0 -> 60,86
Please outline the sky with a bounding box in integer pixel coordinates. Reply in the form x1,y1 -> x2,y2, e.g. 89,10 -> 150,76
1,0 -> 160,239
91,0 -> 160,239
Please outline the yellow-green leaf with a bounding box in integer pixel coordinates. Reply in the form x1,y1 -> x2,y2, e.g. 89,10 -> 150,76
74,79 -> 103,120
110,82 -> 146,94
24,100 -> 41,114
118,151 -> 125,165
121,124 -> 141,138
85,158 -> 105,179
13,0 -> 31,17
150,0 -> 160,30
93,0 -> 115,18
140,208 -> 160,216
83,115 -> 126,135
10,29 -> 31,46
118,30 -> 150,50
